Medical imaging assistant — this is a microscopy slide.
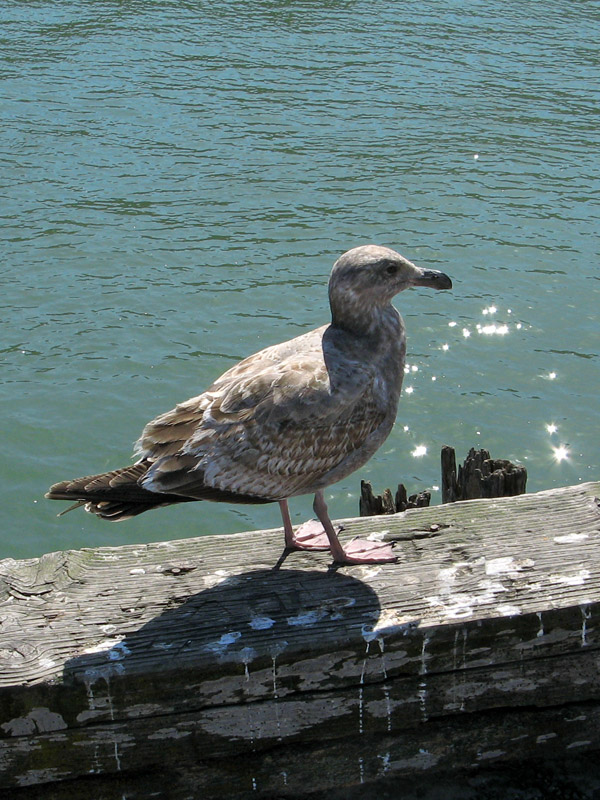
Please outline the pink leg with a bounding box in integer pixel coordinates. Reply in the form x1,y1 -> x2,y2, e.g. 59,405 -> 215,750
279,499 -> 337,551
312,491 -> 396,565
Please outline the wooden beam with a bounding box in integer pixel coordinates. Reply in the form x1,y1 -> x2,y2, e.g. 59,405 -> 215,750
1,482 -> 599,797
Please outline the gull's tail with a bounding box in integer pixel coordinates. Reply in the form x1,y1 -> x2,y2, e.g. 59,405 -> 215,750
45,460 -> 192,521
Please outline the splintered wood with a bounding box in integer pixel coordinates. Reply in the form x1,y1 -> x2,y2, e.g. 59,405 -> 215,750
0,482 -> 599,799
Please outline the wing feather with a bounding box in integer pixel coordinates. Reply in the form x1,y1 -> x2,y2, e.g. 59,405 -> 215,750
136,326 -> 389,501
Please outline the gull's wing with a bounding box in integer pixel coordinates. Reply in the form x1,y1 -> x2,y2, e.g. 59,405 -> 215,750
135,326 -> 388,501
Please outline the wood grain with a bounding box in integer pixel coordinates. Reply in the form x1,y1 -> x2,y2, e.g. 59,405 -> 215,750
1,482 -> 599,797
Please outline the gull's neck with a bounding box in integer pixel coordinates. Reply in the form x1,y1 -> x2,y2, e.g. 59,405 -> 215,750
329,291 -> 401,339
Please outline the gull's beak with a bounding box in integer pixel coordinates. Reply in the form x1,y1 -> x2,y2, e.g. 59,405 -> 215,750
411,267 -> 453,290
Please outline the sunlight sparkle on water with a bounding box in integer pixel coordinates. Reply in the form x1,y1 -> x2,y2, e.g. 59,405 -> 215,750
546,423 -> 558,434
552,446 -> 569,463
405,386 -> 414,394
477,323 -> 509,336
462,328 -> 471,338
412,445 -> 427,458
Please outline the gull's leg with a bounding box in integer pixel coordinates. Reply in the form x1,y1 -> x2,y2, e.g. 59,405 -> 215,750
312,490 -> 396,565
278,498 -> 339,551
279,499 -> 299,548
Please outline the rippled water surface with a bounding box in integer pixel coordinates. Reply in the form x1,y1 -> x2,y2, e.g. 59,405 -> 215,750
2,1 -> 599,559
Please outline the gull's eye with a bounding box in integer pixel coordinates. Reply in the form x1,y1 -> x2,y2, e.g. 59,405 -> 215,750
385,262 -> 398,275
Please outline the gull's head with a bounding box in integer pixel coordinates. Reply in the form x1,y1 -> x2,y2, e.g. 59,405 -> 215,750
329,245 -> 452,328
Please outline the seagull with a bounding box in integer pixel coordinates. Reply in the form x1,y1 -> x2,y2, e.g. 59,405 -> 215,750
47,245 -> 452,565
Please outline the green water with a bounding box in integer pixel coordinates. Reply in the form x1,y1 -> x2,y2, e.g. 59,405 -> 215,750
2,1 -> 599,560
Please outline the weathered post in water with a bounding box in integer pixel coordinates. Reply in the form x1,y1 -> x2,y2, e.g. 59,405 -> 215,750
441,445 -> 527,504
359,480 -> 430,516
360,446 -> 526,517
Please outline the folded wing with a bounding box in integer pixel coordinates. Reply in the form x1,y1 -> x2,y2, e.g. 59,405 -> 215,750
136,328 -> 387,501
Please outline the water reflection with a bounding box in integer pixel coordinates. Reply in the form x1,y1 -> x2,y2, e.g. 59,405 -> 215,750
477,323 -> 509,335
2,0 -> 598,560
552,446 -> 569,463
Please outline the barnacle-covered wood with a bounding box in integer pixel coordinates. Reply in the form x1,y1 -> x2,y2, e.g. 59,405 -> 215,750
1,482 -> 599,798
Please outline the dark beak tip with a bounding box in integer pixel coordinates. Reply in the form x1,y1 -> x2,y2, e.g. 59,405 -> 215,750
418,270 -> 453,290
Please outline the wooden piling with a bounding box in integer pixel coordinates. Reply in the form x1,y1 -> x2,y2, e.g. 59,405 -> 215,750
359,480 -> 430,516
360,447 -> 525,517
441,446 -> 527,504
1,482 -> 599,798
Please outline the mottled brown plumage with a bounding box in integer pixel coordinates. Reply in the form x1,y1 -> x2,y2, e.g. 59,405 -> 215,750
47,245 -> 451,564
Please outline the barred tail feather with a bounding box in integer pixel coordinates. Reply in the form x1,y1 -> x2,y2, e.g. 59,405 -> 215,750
45,460 -> 193,521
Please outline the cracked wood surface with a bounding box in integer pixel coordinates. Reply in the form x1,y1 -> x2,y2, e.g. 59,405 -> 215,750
0,482 -> 599,797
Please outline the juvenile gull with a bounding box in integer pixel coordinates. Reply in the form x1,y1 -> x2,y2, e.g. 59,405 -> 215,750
47,245 -> 452,565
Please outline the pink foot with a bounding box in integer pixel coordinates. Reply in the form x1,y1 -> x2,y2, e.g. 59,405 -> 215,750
288,519 -> 343,551
336,538 -> 397,565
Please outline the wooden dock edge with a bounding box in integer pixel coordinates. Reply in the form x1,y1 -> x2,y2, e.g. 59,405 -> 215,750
1,481 -> 599,798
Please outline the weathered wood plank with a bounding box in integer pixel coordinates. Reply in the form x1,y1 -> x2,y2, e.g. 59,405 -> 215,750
1,482 -> 599,797
8,701 -> 600,800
